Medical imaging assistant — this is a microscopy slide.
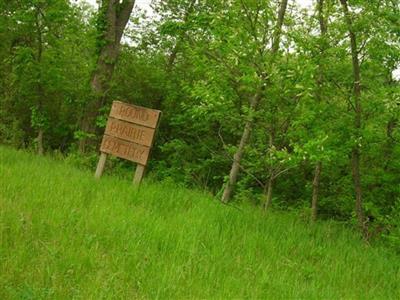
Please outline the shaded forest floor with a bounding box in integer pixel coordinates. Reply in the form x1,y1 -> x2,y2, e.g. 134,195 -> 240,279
0,146 -> 399,299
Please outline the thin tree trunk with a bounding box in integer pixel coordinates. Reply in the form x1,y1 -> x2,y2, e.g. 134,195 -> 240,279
262,127 -> 276,211
35,4 -> 45,156
166,0 -> 195,72
311,161 -> 322,221
339,0 -> 366,235
221,0 -> 288,203
37,129 -> 44,155
270,0 -> 289,55
221,92 -> 262,203
263,175 -> 274,211
316,0 -> 327,92
151,0 -> 196,111
311,0 -> 327,221
79,0 -> 135,153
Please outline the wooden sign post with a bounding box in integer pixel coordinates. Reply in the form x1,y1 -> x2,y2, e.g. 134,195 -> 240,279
95,101 -> 161,184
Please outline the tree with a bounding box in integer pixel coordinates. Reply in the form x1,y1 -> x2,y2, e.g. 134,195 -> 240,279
339,0 -> 366,234
0,0 -> 77,154
311,0 -> 328,221
221,0 -> 289,203
79,0 -> 135,153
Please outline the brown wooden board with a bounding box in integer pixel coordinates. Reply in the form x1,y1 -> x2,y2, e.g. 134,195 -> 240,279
105,117 -> 155,147
95,101 -> 161,182
110,101 -> 161,129
100,135 -> 150,165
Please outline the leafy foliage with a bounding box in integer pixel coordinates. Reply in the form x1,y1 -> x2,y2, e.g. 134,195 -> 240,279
0,0 -> 399,241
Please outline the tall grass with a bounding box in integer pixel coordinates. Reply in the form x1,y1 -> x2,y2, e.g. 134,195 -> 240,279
0,146 -> 399,299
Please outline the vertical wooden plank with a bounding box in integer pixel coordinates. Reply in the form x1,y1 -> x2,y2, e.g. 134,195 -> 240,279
95,152 -> 107,179
132,112 -> 161,185
133,164 -> 146,185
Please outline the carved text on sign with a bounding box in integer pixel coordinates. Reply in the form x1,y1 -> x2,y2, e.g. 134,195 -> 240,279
110,101 -> 161,128
105,117 -> 155,147
100,135 -> 150,165
96,101 -> 161,184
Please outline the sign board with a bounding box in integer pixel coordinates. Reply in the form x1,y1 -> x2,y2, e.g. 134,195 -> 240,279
110,101 -> 160,128
100,135 -> 150,165
95,101 -> 161,184
104,117 -> 155,148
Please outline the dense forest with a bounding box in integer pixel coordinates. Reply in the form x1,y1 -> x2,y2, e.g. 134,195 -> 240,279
0,0 -> 399,241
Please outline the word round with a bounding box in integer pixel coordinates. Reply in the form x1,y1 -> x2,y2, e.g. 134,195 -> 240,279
110,101 -> 160,129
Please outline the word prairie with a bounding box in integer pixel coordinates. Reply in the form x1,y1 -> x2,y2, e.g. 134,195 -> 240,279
105,117 -> 155,147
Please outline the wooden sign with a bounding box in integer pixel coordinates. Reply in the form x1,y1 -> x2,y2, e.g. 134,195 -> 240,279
104,117 -> 155,147
110,101 -> 160,128
95,101 -> 161,184
100,135 -> 150,165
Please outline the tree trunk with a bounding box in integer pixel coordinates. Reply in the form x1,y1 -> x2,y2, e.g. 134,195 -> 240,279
166,0 -> 195,72
311,161 -> 322,221
262,128 -> 276,211
221,92 -> 262,203
316,0 -> 327,92
311,0 -> 327,221
35,4 -> 45,156
221,0 -> 288,203
37,129 -> 44,156
339,0 -> 366,235
152,0 -> 196,111
79,0 -> 135,153
263,175 -> 274,211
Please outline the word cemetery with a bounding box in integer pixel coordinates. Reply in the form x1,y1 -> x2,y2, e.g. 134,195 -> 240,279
95,101 -> 161,184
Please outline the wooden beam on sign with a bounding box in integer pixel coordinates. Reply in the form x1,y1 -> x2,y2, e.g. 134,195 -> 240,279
110,101 -> 161,129
133,164 -> 146,185
104,117 -> 155,147
95,152 -> 107,179
132,111 -> 162,185
100,135 -> 150,165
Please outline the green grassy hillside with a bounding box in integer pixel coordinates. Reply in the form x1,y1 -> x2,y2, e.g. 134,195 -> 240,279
0,147 -> 399,299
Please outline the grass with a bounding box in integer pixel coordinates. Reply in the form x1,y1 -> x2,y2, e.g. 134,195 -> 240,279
0,146 -> 399,299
